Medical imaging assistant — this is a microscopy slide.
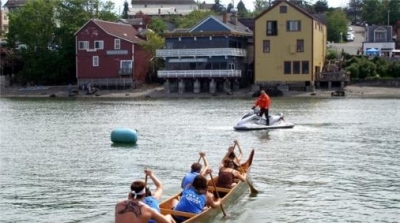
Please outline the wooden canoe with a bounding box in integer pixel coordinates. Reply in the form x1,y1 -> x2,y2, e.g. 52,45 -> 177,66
160,149 -> 255,223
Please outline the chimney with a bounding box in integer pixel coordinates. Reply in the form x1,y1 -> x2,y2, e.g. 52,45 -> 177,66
223,12 -> 227,23
230,10 -> 237,25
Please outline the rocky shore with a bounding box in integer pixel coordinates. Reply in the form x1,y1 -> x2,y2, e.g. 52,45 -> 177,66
1,83 -> 400,99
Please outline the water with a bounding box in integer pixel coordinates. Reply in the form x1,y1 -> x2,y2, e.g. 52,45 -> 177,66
1,97 -> 399,222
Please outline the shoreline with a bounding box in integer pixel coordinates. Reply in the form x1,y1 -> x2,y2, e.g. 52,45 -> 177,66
1,84 -> 400,99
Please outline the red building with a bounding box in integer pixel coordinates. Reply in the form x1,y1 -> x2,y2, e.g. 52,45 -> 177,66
75,19 -> 151,89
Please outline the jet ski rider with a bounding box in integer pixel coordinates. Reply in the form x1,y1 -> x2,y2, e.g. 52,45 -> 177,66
252,90 -> 271,125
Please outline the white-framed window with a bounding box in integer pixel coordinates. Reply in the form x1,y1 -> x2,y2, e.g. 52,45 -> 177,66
78,41 -> 89,50
94,40 -> 104,49
120,60 -> 132,75
287,20 -> 301,32
93,56 -> 99,67
228,63 -> 235,70
114,39 -> 120,49
374,29 -> 387,41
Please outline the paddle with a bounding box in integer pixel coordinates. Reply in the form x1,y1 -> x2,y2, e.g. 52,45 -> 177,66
233,141 -> 259,194
204,157 -> 227,217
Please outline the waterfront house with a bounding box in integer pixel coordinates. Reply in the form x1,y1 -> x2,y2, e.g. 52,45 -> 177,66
254,0 -> 327,91
155,11 -> 253,94
362,25 -> 395,57
75,19 -> 151,89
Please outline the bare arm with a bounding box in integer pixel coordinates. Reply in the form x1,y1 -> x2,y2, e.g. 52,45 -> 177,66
145,169 -> 163,200
206,192 -> 221,208
234,140 -> 243,161
233,170 -> 246,182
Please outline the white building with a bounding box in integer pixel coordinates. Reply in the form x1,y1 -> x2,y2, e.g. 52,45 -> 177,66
362,25 -> 395,56
129,0 -> 198,16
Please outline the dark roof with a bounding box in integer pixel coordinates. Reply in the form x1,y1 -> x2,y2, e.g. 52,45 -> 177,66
255,0 -> 326,25
118,18 -> 144,26
75,19 -> 144,44
238,18 -> 254,32
131,0 -> 196,4
198,1 -> 213,10
4,0 -> 28,8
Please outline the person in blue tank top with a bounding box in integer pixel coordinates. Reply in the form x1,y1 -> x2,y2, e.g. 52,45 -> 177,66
143,169 -> 165,223
172,175 -> 221,223
181,152 -> 210,189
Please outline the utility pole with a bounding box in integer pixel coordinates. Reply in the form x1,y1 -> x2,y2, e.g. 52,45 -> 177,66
387,10 -> 390,26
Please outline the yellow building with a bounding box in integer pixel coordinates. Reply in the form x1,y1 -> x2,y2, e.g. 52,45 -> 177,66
254,0 -> 327,90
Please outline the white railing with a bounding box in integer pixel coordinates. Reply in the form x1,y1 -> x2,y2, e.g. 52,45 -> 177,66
157,70 -> 242,78
156,48 -> 247,58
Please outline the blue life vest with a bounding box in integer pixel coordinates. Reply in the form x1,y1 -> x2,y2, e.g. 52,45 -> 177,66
144,196 -> 160,223
174,187 -> 206,214
181,172 -> 199,189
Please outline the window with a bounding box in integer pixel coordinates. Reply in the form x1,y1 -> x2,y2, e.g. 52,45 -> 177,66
374,31 -> 387,41
297,39 -> 304,52
293,61 -> 300,74
302,61 -> 309,74
284,61 -> 291,74
120,60 -> 132,75
263,40 -> 270,53
228,63 -> 235,69
94,41 -> 104,49
266,21 -> 278,36
93,56 -> 99,67
114,39 -> 120,49
280,5 -> 287,13
78,41 -> 88,50
287,20 -> 301,32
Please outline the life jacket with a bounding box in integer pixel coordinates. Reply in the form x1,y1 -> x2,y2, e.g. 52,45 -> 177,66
255,94 -> 271,109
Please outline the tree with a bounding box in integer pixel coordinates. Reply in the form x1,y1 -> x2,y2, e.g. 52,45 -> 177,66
387,0 -> 400,26
326,9 -> 348,42
227,3 -> 234,12
148,17 -> 166,35
122,0 -> 129,19
237,0 -> 248,18
7,0 -> 61,84
314,0 -> 329,13
139,31 -> 165,82
361,0 -> 384,25
174,10 -> 215,28
348,0 -> 364,22
211,0 -> 225,13
253,0 -> 268,16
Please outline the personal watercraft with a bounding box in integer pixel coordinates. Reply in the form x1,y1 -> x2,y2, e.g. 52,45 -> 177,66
233,109 -> 294,131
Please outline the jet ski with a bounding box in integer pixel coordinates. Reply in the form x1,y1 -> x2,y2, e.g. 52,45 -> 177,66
233,109 -> 294,131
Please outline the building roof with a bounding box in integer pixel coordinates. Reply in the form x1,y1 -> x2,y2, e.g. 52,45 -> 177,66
131,0 -> 196,4
75,19 -> 144,44
4,0 -> 28,8
118,18 -> 144,26
255,0 -> 326,25
198,1 -> 213,10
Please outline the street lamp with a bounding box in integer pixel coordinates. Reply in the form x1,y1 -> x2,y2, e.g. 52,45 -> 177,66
340,32 -> 343,43
388,10 -> 390,26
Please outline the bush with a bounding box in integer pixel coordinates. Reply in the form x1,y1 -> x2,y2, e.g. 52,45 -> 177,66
346,63 -> 359,79
326,49 -> 339,60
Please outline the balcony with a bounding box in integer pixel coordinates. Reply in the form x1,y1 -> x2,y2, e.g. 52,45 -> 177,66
156,48 -> 247,58
119,68 -> 132,76
157,69 -> 242,78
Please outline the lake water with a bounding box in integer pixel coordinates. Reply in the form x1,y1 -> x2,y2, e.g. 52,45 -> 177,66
0,97 -> 399,222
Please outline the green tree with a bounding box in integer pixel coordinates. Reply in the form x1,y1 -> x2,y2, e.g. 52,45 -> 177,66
348,0 -> 364,22
361,0 -> 384,25
237,0 -> 248,18
253,0 -> 268,16
211,0 -> 225,13
122,0 -> 129,19
326,9 -> 348,42
174,10 -> 215,28
313,0 -> 329,13
227,3 -> 234,12
148,17 -> 166,35
6,0 -> 61,84
139,31 -> 165,82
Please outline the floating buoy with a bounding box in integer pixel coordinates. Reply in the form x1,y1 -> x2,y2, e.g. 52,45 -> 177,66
111,128 -> 138,144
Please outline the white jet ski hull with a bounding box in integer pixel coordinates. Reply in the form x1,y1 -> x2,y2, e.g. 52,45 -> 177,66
233,111 -> 294,131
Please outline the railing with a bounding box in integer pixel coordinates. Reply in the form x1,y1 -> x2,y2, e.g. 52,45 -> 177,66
316,72 -> 350,82
157,69 -> 242,78
156,48 -> 247,58
119,68 -> 132,76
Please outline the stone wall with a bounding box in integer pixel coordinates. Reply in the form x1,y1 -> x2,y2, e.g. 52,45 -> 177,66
351,79 -> 400,87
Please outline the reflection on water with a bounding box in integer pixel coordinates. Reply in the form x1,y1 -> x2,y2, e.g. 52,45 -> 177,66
1,98 -> 400,222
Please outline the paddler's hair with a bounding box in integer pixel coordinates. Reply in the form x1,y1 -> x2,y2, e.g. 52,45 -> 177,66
130,181 -> 146,199
191,163 -> 202,173
192,175 -> 208,193
223,158 -> 234,168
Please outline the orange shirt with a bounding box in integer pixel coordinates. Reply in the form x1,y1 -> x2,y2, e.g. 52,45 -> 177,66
254,93 -> 271,109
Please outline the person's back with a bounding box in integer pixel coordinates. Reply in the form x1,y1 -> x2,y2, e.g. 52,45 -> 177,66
115,200 -> 154,223
216,169 -> 235,188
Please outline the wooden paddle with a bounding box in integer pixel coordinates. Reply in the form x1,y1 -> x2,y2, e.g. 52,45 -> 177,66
233,141 -> 259,194
205,157 -> 227,217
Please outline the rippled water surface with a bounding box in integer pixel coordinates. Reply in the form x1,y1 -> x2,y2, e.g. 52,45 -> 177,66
1,97 -> 399,222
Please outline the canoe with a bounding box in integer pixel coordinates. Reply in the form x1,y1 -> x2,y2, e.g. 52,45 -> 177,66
159,149 -> 255,223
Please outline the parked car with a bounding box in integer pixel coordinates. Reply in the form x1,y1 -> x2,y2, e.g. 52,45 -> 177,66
346,32 -> 355,41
